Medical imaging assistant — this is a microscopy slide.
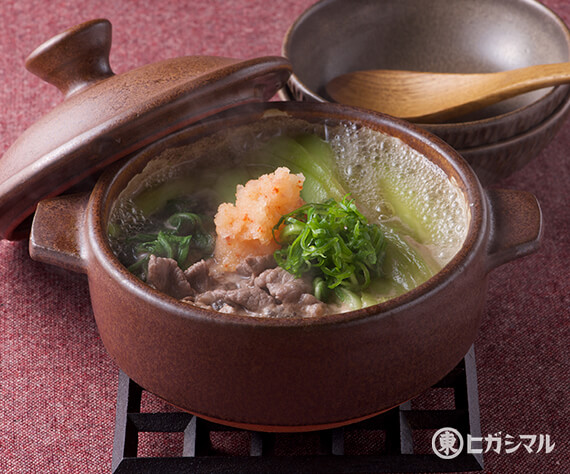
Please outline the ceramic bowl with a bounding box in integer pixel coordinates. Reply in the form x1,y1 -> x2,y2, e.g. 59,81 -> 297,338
459,89 -> 570,183
282,0 -> 570,182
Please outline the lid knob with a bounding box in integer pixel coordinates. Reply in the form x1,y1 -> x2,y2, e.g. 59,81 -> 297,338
25,18 -> 114,98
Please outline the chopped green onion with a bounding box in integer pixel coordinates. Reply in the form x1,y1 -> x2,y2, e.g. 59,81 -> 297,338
273,195 -> 386,301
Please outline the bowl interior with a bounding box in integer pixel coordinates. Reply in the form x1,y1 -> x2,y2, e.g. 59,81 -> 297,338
103,102 -> 480,323
284,0 -> 570,121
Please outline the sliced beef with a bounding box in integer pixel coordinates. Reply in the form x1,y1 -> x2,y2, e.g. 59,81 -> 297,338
194,286 -> 277,315
184,259 -> 217,293
292,293 -> 328,317
147,255 -> 194,299
253,267 -> 327,317
147,252 -> 329,317
253,266 -> 313,303
235,254 -> 277,278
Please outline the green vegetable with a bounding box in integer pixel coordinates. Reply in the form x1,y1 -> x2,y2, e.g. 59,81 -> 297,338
377,171 -> 431,244
273,195 -> 386,302
127,212 -> 214,279
251,135 -> 345,203
132,176 -> 197,217
132,232 -> 193,265
380,229 -> 435,291
256,133 -> 438,307
212,167 -> 260,204
334,286 -> 363,310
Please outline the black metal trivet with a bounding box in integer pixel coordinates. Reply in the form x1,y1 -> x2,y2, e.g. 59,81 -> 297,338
111,346 -> 483,473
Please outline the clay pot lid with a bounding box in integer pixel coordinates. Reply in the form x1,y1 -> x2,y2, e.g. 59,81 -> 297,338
0,19 -> 292,240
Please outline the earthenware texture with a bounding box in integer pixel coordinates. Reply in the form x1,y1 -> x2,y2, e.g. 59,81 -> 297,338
29,101 -> 542,431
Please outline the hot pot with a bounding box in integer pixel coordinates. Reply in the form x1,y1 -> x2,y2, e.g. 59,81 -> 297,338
0,20 -> 542,431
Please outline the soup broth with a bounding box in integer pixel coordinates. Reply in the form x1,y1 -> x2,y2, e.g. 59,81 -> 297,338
108,114 -> 469,317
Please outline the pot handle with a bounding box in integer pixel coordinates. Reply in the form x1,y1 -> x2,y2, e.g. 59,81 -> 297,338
29,193 -> 90,274
25,19 -> 114,99
485,189 -> 542,272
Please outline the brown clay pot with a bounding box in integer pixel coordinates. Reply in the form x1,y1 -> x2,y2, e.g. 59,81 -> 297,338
0,19 -> 542,432
28,100 -> 542,432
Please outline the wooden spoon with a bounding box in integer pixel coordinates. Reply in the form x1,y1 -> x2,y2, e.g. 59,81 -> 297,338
326,62 -> 570,123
